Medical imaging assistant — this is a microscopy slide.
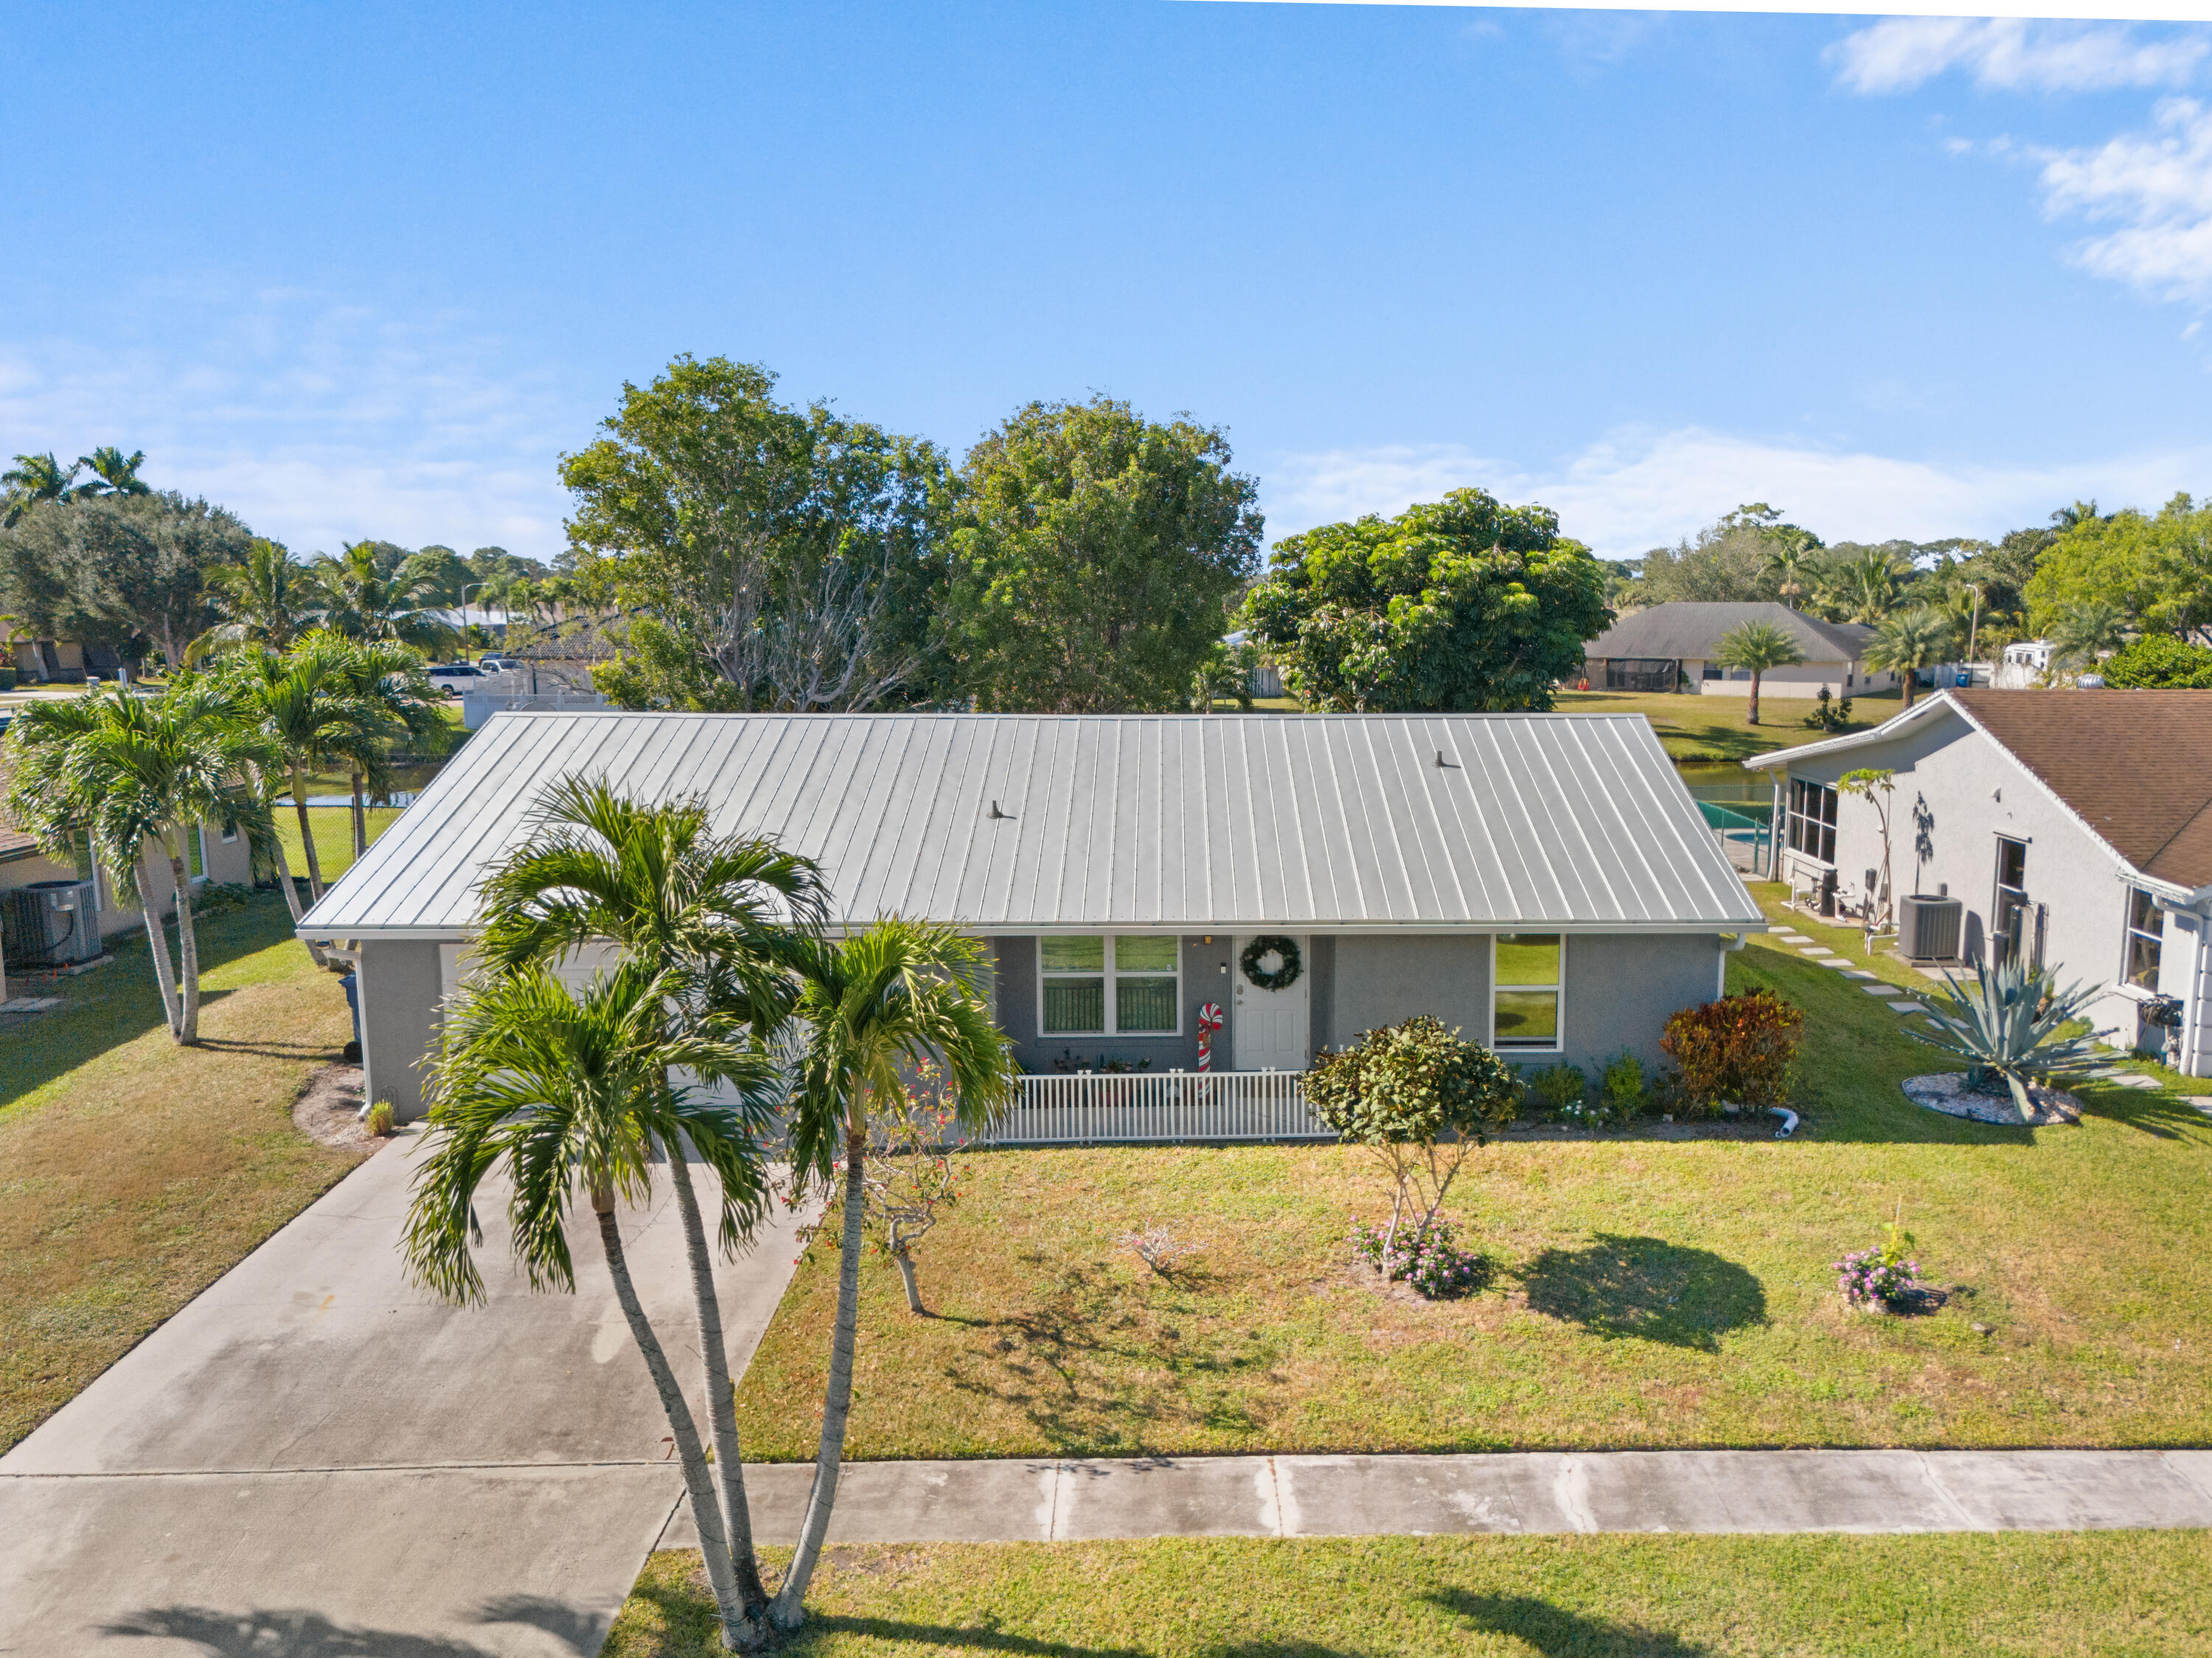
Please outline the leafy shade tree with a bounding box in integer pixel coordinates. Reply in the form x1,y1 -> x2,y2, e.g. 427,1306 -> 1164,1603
2025,493 -> 2212,646
1863,608 -> 1955,709
192,538 -> 313,661
404,960 -> 785,1650
2100,635 -> 2212,689
321,638 -> 443,857
2,685 -> 272,1041
310,541 -> 452,652
1,452 -> 79,526
1710,619 -> 1806,726
1306,1015 -> 1518,1260
1629,503 -> 1824,608
564,355 -> 953,713
772,919 -> 1016,1629
946,395 -> 1262,713
73,446 -> 151,498
0,491 -> 254,669
1242,488 -> 1607,711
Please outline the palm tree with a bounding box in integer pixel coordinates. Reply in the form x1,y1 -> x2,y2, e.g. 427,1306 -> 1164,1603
321,639 -> 444,857
2048,600 -> 2126,678
1,685 -> 273,1042
1,451 -> 80,526
1827,546 -> 1905,624
72,446 -> 151,498
1711,619 -> 1806,728
403,959 -> 785,1651
470,777 -> 827,1636
770,919 -> 1015,1631
1760,531 -> 1823,609
310,541 -> 451,653
1863,607 -> 1956,709
191,539 -> 315,661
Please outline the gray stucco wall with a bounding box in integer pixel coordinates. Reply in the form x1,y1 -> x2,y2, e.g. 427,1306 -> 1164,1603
1331,935 -> 1491,1050
358,938 -> 444,1122
1559,932 -> 1725,1072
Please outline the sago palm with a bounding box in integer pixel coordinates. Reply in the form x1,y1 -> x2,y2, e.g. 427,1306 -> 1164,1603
1864,607 -> 1955,709
403,959 -> 784,1651
472,776 -> 826,1630
1,685 -> 273,1041
770,918 -> 1015,1630
1711,619 -> 1806,728
1911,957 -> 2125,1122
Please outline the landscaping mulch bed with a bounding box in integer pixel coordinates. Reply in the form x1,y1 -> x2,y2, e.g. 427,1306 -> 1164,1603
291,1062 -> 386,1150
1903,1071 -> 2081,1127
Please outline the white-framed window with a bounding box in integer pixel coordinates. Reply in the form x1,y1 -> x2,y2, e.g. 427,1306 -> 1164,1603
1038,933 -> 1181,1036
219,812 -> 238,845
2124,888 -> 2164,991
188,825 -> 206,881
1786,779 -> 1837,865
1493,934 -> 1563,1051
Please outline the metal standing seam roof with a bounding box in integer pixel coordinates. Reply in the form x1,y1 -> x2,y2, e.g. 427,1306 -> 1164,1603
297,712 -> 1764,939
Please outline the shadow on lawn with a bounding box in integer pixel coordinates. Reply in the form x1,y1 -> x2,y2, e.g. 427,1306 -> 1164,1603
1519,1235 -> 1765,1351
1427,1591 -> 1711,1656
0,897 -> 333,1114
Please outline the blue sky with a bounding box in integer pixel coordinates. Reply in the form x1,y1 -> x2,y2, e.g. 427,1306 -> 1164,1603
7,2 -> 2212,562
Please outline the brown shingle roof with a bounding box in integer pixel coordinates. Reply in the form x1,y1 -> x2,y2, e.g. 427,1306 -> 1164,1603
0,826 -> 38,863
1954,689 -> 2212,890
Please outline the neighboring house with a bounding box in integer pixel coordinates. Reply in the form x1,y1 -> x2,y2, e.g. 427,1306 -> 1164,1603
1994,641 -> 2055,689
1584,602 -> 1894,699
4,636 -> 125,684
0,816 -> 252,964
1747,689 -> 2212,1076
300,711 -> 1765,1122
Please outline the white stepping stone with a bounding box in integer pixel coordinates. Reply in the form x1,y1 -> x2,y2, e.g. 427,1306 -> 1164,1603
2185,1097 -> 2212,1117
1799,946 -> 1834,957
2110,1074 -> 2162,1091
1887,1000 -> 1924,1013
1821,958 -> 1856,969
1776,933 -> 1814,944
1861,983 -> 1899,995
1844,970 -> 1879,980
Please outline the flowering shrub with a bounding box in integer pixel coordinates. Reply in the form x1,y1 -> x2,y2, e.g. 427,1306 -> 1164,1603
1349,1219 -> 1492,1299
1834,1224 -> 1923,1309
1660,990 -> 1804,1116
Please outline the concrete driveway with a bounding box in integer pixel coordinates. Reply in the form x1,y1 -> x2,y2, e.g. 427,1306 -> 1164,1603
0,1133 -> 808,1658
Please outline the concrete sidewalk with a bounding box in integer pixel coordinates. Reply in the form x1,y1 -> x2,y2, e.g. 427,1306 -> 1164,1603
662,1447 -> 2212,1549
0,1134 -> 809,1658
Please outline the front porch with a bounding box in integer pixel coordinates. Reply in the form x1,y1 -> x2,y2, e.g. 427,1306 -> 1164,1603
979,1067 -> 1324,1146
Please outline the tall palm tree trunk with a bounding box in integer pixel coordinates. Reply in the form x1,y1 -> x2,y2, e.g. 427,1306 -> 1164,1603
166,843 -> 203,1043
665,1149 -> 771,1620
288,764 -> 326,900
1747,670 -> 1763,728
1901,667 -> 1919,710
592,1184 -> 755,1651
136,844 -> 182,1038
771,1120 -> 868,1630
265,828 -> 330,969
349,766 -> 369,860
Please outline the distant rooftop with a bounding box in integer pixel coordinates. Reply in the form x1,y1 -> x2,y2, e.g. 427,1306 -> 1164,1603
1587,602 -> 1874,663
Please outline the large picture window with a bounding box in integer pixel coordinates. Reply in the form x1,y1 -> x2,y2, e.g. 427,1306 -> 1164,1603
1040,934 -> 1182,1036
1494,934 -> 1562,1050
2125,888 -> 2164,990
1786,779 -> 1837,865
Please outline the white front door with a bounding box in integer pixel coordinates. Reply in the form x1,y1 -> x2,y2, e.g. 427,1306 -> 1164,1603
1232,936 -> 1310,1071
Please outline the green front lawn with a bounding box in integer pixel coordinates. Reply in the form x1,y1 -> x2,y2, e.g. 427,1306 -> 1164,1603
613,1533 -> 2212,1657
1552,687 -> 1898,764
731,885 -> 2212,1461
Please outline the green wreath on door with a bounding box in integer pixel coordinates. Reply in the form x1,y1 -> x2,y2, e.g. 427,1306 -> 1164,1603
1239,935 -> 1303,992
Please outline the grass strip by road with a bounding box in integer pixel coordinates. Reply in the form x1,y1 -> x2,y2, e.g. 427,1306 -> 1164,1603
731,884 -> 2212,1460
611,1533 -> 2212,1657
0,894 -> 369,1453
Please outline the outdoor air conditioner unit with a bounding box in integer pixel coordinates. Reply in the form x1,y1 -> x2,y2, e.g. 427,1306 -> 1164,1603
0,878 -> 101,969
1899,894 -> 1963,963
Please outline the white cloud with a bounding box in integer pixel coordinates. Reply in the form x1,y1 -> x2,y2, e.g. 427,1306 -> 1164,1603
0,287 -> 576,560
1261,426 -> 2212,557
2035,98 -> 2212,299
1829,19 -> 2208,95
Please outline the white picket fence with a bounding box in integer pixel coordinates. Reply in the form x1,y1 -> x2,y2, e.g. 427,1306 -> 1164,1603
975,1068 -> 1327,1146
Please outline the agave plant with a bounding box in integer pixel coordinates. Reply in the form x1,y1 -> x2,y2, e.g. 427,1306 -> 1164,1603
1911,956 -> 2126,1121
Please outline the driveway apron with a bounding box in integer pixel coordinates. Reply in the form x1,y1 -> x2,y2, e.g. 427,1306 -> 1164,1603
0,1132 -> 808,1658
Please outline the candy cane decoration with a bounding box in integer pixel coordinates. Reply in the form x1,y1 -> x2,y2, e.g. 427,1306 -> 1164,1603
1196,1001 -> 1225,1084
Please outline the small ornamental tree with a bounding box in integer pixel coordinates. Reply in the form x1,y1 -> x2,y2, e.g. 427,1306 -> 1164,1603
1660,991 -> 1804,1116
795,1055 -> 965,1315
1306,1016 -> 1518,1258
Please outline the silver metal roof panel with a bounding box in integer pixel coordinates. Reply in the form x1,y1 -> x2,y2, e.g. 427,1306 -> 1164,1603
299,712 -> 1763,938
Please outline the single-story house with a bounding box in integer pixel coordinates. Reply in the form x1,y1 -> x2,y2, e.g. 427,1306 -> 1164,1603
299,712 -> 1766,1123
1584,602 -> 1895,699
1747,689 -> 2212,1076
